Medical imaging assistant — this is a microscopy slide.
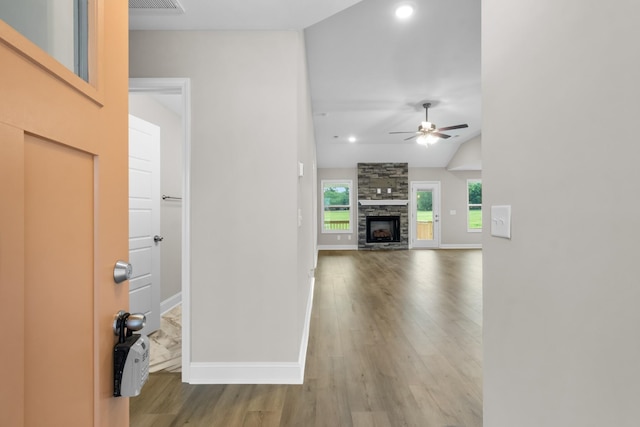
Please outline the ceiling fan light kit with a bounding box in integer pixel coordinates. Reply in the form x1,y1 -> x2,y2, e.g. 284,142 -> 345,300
395,4 -> 414,19
419,121 -> 435,132
389,102 -> 469,144
417,134 -> 438,147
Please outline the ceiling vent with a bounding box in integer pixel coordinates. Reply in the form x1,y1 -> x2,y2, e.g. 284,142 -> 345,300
129,0 -> 185,14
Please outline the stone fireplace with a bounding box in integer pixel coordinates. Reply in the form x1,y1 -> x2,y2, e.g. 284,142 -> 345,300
357,163 -> 409,250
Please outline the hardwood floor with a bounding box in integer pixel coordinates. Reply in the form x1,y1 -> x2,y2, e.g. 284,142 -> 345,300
131,249 -> 483,427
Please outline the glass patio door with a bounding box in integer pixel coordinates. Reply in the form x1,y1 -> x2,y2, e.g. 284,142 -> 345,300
411,182 -> 440,248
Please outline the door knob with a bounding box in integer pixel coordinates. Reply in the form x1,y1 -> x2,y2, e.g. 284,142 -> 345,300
113,260 -> 132,284
113,310 -> 146,336
154,235 -> 164,243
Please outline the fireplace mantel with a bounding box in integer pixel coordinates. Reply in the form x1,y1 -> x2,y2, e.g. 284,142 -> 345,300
358,200 -> 409,206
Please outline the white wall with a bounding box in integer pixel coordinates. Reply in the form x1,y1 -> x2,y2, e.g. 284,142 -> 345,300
409,168 -> 482,246
447,135 -> 481,171
317,167 -> 481,247
295,33 -> 318,345
129,93 -> 183,304
130,31 -> 317,373
483,1 -> 640,426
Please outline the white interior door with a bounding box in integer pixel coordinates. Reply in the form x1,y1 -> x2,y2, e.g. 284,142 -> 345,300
411,181 -> 441,249
129,115 -> 161,334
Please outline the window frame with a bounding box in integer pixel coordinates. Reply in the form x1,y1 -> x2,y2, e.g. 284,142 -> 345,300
467,179 -> 482,233
321,179 -> 353,234
0,0 -> 103,104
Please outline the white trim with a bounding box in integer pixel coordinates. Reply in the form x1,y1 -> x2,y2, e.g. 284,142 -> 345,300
318,245 -> 359,250
322,229 -> 352,234
439,244 -> 483,249
188,276 -> 315,385
181,79 -> 192,383
189,362 -> 304,384
129,77 -> 192,383
358,199 -> 409,206
160,292 -> 182,314
297,276 -> 315,380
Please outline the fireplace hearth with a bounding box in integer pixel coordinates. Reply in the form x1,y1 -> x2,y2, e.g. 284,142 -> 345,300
366,216 -> 400,243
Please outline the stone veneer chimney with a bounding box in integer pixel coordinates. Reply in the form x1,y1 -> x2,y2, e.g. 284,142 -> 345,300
357,163 -> 409,250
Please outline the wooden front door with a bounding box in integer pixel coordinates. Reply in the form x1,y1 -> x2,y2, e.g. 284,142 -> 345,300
0,2 -> 129,426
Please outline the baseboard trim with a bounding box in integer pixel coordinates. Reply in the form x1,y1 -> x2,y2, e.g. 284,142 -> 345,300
297,275 -> 315,380
439,244 -> 483,249
318,245 -> 358,250
161,292 -> 182,314
188,276 -> 315,385
189,362 -> 303,384
314,247 -> 319,269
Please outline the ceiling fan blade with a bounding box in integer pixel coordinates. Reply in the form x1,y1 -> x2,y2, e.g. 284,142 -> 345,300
431,132 -> 451,139
436,124 -> 469,132
389,131 -> 417,134
403,135 -> 418,141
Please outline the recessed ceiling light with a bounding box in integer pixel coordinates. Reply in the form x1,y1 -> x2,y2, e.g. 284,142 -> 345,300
395,4 -> 414,19
348,136 -> 357,143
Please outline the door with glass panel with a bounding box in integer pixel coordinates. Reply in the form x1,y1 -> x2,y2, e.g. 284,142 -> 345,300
1,2 -> 129,426
411,182 -> 441,248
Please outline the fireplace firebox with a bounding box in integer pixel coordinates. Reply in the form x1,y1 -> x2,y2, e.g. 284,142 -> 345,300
366,216 -> 401,243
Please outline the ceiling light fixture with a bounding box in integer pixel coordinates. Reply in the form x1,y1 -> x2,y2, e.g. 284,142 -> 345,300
395,4 -> 414,19
419,121 -> 435,132
417,134 -> 438,146
389,103 -> 469,142
348,136 -> 356,143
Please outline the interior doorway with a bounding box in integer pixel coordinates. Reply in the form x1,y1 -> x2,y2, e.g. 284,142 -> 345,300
129,78 -> 191,381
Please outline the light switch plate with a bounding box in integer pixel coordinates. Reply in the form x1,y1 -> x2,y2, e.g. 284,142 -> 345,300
491,205 -> 511,239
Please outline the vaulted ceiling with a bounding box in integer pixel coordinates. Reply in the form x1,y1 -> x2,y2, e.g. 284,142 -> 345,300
129,0 -> 481,168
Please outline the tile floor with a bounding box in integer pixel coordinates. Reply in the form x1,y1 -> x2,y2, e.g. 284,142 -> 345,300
148,304 -> 181,373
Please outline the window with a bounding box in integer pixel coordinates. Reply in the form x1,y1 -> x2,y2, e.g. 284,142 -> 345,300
0,0 -> 89,81
321,180 -> 352,233
467,179 -> 482,232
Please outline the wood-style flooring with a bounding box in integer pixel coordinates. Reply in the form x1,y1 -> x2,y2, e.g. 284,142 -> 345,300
131,249 -> 483,427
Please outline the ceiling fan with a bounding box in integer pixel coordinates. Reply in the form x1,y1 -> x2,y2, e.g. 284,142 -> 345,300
389,103 -> 468,145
